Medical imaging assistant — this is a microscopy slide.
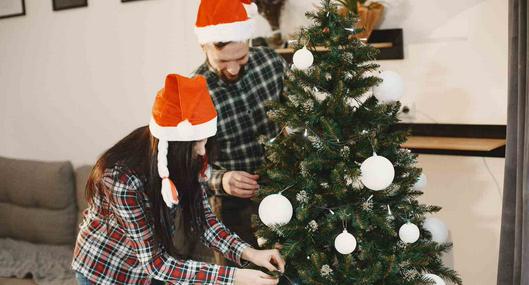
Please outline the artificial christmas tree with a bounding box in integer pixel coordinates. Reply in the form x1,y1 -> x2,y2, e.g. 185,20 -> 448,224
253,1 -> 463,284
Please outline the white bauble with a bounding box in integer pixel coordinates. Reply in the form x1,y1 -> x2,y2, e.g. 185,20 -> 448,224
360,154 -> 395,191
293,46 -> 314,70
258,194 -> 293,227
413,173 -> 428,191
334,229 -> 357,254
399,222 -> 420,244
423,274 -> 446,285
373,71 -> 404,102
423,217 -> 449,243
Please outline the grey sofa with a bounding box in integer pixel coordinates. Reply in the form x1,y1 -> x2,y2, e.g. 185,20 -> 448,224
0,156 -> 92,285
0,156 -> 219,284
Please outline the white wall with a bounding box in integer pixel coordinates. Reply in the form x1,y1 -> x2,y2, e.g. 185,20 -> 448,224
0,0 -> 508,163
0,0 -> 204,166
0,1 -> 506,284
418,155 -> 504,285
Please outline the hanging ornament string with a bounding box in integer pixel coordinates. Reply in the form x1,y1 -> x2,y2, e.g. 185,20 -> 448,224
368,131 -> 377,155
318,206 -> 336,215
279,183 -> 297,195
268,126 -> 287,143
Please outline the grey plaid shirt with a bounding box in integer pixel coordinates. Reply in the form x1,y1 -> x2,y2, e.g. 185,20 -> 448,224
195,47 -> 287,195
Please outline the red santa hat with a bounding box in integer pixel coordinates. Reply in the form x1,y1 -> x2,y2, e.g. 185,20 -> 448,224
149,74 -> 217,207
194,0 -> 258,44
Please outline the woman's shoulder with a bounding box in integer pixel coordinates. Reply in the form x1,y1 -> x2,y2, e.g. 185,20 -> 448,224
101,163 -> 146,193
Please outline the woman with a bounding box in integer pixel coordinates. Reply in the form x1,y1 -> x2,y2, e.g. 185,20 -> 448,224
72,74 -> 285,284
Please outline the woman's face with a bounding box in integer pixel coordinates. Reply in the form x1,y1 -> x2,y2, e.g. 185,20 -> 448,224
193,139 -> 208,157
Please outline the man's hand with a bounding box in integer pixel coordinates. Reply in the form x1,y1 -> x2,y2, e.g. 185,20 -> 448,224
222,171 -> 259,198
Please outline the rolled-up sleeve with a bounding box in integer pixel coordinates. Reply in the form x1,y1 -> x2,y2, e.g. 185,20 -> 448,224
199,187 -> 251,266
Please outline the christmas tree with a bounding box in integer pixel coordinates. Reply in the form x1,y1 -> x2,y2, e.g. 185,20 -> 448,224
253,1 -> 463,284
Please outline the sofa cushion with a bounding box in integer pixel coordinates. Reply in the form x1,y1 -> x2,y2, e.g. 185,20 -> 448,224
0,157 -> 76,245
74,165 -> 92,236
0,204 -> 76,245
0,157 -> 75,209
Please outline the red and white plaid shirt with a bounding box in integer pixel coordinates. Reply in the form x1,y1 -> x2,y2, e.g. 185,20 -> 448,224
72,164 -> 250,284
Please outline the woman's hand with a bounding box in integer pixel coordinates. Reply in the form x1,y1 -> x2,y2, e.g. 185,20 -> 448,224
242,248 -> 286,273
234,269 -> 278,285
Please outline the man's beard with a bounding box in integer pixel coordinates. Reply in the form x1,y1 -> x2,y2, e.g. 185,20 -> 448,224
219,65 -> 246,84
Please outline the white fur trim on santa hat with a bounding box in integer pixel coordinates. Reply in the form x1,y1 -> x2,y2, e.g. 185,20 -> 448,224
243,3 -> 258,18
195,18 -> 255,44
149,117 -> 217,142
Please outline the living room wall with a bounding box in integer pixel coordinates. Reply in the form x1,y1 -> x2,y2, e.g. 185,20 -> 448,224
0,0 -> 199,165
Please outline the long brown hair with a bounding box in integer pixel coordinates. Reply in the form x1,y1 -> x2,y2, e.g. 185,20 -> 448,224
85,126 -> 215,255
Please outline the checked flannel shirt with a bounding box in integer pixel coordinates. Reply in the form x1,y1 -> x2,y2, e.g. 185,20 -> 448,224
195,46 -> 287,195
72,164 -> 250,285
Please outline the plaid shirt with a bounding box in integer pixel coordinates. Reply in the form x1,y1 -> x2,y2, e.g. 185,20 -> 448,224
195,47 -> 287,195
72,165 -> 250,285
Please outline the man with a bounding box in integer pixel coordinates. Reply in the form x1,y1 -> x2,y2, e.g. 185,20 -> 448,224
190,0 -> 288,264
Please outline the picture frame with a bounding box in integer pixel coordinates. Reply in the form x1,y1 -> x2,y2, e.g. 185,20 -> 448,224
0,0 -> 25,20
52,0 -> 88,11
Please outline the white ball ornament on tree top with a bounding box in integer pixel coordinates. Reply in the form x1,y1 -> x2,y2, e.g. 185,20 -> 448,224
258,193 -> 293,227
293,46 -> 314,70
334,229 -> 357,254
413,173 -> 428,191
423,217 -> 449,243
399,222 -> 420,244
373,70 -> 404,103
360,153 -> 395,191
423,273 -> 446,285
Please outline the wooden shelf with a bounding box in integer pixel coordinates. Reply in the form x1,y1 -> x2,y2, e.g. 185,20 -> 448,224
394,123 -> 507,157
368,29 -> 403,60
275,29 -> 404,62
402,136 -> 506,152
274,42 -> 394,55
